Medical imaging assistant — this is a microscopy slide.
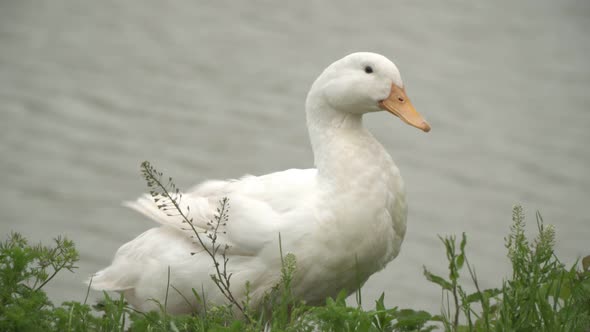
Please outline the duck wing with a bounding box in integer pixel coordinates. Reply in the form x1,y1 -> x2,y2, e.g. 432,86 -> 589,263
90,168 -> 318,308
123,168 -> 318,256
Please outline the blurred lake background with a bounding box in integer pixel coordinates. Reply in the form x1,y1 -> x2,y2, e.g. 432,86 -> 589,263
1,0 -> 589,313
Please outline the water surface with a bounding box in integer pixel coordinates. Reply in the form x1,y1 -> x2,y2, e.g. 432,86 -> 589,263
1,0 -> 589,312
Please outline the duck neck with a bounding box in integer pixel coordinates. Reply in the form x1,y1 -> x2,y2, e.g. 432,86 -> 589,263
306,97 -> 381,180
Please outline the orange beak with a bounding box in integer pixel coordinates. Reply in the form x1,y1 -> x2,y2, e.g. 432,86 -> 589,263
378,84 -> 431,132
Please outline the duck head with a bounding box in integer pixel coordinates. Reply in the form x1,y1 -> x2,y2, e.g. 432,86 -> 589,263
307,52 -> 430,132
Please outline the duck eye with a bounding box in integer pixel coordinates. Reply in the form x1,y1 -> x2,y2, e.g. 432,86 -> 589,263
364,66 -> 373,74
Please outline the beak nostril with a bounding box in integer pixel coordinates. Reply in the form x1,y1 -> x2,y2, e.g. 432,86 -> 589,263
397,97 -> 404,102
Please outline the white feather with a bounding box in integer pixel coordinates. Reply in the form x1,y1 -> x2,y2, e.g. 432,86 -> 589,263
91,52 -> 423,314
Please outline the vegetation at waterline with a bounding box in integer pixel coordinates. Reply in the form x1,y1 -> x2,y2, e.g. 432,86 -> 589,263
1,162 -> 588,331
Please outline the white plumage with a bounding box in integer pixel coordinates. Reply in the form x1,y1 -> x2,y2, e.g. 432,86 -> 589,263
91,52 -> 430,314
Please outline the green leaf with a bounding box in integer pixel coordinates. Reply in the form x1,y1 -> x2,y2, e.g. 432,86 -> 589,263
456,254 -> 465,271
457,233 -> 467,269
465,288 -> 501,304
423,266 -> 452,290
375,292 -> 386,311
392,309 -> 433,331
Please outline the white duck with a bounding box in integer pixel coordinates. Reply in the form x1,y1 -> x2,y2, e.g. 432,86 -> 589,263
91,52 -> 430,314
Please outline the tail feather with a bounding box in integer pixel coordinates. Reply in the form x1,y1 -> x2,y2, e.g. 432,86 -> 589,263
123,194 -> 171,226
89,263 -> 139,291
123,194 -> 212,232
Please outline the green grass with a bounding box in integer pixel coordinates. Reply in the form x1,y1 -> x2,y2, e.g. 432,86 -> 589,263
1,161 -> 588,331
423,206 -> 590,331
1,205 -> 588,331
